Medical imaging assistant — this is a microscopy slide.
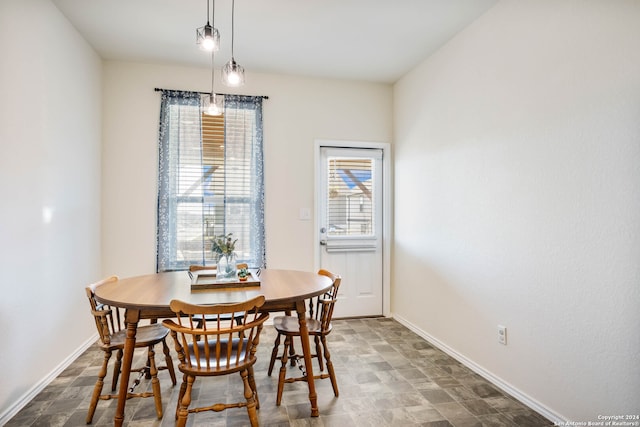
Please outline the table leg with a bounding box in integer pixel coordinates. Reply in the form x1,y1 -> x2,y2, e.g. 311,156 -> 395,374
296,300 -> 319,417
114,308 -> 140,426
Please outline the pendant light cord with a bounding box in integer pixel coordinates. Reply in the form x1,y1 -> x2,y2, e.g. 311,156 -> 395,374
210,52 -> 215,94
231,0 -> 235,58
210,0 -> 215,94
214,0 -> 216,28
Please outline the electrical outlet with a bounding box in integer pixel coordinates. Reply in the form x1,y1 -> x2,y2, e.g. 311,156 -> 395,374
498,325 -> 507,345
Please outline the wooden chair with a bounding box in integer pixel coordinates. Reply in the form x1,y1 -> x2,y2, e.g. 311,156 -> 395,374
85,276 -> 177,424
163,296 -> 269,427
267,269 -> 342,405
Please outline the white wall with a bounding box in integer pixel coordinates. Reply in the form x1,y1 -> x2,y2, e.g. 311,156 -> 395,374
393,0 -> 640,422
102,61 -> 392,277
0,0 -> 102,421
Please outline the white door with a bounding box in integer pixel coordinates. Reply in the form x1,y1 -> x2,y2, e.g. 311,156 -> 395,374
318,146 -> 383,318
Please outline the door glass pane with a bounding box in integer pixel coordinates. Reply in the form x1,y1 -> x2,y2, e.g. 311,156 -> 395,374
326,157 -> 375,237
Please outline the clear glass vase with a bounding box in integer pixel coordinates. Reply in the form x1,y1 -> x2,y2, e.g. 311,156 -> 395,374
216,252 -> 237,279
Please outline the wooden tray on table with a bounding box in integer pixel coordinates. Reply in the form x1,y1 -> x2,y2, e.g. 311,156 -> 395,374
189,268 -> 261,291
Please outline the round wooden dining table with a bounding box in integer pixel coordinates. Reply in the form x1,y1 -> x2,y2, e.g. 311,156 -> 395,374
94,268 -> 334,426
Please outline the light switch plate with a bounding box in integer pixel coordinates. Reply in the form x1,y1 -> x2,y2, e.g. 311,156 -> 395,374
299,207 -> 311,220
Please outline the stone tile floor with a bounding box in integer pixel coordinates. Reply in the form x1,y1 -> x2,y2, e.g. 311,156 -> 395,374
6,318 -> 553,426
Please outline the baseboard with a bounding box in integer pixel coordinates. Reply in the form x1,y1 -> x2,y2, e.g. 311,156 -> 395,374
391,314 -> 566,425
0,333 -> 98,425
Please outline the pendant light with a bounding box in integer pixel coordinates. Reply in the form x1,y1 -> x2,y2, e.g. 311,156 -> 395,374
202,51 -> 224,115
222,0 -> 245,87
202,1 -> 223,115
196,0 -> 219,52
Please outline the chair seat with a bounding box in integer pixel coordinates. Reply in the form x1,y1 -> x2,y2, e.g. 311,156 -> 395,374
101,323 -> 170,351
181,337 -> 252,375
272,315 -> 332,335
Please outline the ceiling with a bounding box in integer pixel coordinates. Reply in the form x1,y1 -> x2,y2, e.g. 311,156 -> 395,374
51,0 -> 497,84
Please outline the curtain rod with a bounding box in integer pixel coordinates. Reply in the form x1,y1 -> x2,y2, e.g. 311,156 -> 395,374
154,87 -> 268,99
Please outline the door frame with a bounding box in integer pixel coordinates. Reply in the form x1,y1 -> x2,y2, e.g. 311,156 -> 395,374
314,139 -> 391,317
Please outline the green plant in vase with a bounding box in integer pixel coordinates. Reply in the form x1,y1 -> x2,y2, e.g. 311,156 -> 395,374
211,233 -> 238,278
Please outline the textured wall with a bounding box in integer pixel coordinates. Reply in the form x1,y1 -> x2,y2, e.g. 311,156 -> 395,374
393,0 -> 640,421
0,0 -> 102,421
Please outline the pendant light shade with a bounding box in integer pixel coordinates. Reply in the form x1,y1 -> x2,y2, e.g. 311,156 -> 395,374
196,24 -> 219,51
202,92 -> 224,116
196,0 -> 219,51
222,0 -> 245,87
222,58 -> 245,87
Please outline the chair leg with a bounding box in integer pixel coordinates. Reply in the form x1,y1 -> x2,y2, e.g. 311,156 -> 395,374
111,349 -> 123,391
87,350 -> 111,424
288,335 -> 297,367
321,335 -> 339,397
176,375 -> 195,427
284,311 -> 296,366
241,369 -> 259,427
314,335 -> 324,372
267,333 -> 281,376
175,374 -> 188,420
161,339 -> 177,385
276,335 -> 291,406
248,365 -> 259,409
148,345 -> 163,419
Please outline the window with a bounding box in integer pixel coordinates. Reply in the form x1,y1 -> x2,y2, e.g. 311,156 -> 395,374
326,157 -> 375,236
157,91 -> 265,272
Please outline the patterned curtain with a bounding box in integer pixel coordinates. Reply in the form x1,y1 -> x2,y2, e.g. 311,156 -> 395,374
156,90 -> 265,272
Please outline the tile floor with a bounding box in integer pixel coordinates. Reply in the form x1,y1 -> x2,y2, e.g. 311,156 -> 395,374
6,318 -> 553,426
